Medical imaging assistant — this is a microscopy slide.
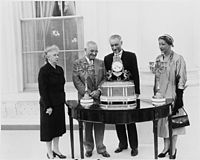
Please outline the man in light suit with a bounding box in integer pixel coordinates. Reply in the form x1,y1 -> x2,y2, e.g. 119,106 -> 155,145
72,41 -> 110,158
104,35 -> 140,156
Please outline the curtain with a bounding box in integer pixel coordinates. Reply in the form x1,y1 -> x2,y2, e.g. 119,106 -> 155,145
63,1 -> 76,16
21,1 -> 55,85
40,1 -> 55,48
20,1 -> 39,84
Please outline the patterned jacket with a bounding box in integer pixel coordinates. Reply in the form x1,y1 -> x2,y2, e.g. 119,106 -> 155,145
72,56 -> 105,100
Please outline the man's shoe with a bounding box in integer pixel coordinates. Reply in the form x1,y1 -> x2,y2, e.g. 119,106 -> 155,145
100,151 -> 110,157
85,151 -> 92,157
131,148 -> 138,156
114,147 -> 127,153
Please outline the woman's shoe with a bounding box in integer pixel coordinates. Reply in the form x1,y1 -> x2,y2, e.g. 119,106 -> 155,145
171,149 -> 177,159
53,151 -> 66,159
158,149 -> 169,158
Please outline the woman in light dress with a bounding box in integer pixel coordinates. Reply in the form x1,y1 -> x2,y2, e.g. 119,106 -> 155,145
154,34 -> 187,159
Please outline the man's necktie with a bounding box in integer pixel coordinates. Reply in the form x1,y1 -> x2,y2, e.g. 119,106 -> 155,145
90,60 -> 96,88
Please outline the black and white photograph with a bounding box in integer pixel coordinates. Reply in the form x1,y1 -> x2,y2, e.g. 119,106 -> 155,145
1,0 -> 200,160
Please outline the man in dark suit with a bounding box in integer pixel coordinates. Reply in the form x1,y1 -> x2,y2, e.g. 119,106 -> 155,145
72,41 -> 110,158
104,35 -> 140,156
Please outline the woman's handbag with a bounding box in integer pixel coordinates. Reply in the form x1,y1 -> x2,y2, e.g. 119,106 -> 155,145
171,107 -> 190,129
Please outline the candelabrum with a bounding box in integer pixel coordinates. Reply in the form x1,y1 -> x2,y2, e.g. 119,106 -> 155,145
149,60 -> 167,104
80,61 -> 94,107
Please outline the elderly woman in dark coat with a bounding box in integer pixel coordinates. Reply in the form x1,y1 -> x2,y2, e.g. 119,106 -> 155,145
38,45 -> 66,159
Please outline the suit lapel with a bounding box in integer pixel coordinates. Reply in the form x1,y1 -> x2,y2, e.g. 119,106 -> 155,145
121,50 -> 125,63
110,53 -> 114,64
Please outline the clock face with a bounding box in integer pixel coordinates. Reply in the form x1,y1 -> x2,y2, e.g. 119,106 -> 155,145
112,61 -> 123,72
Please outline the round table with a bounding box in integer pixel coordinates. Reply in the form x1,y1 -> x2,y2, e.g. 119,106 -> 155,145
66,98 -> 174,159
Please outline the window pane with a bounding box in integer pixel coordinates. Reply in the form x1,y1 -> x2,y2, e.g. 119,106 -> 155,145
64,18 -> 84,50
62,1 -> 76,16
35,1 -> 41,17
41,1 -> 56,17
53,1 -> 76,16
64,51 -> 84,82
57,51 -> 65,69
52,1 -> 62,16
76,17 -> 84,49
21,20 -> 44,52
23,52 -> 44,84
45,19 -> 64,50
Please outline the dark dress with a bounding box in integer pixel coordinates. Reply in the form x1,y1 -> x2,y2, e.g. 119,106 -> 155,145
104,50 -> 140,150
38,62 -> 66,141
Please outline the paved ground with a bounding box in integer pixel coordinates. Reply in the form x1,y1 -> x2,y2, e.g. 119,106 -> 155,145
0,128 -> 199,160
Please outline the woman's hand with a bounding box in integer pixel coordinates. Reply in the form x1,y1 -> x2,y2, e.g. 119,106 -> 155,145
46,107 -> 53,115
172,89 -> 183,115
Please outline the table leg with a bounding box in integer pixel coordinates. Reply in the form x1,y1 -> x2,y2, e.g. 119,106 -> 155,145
153,120 -> 158,159
79,121 -> 84,159
168,115 -> 173,159
69,116 -> 74,158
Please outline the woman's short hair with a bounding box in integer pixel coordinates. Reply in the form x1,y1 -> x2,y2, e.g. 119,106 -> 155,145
158,34 -> 174,47
44,45 -> 59,61
44,45 -> 59,55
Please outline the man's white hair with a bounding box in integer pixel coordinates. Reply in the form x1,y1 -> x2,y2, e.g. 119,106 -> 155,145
86,41 -> 97,48
109,34 -> 122,41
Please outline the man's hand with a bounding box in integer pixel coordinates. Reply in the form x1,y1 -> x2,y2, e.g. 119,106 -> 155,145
46,107 -> 53,115
90,90 -> 101,99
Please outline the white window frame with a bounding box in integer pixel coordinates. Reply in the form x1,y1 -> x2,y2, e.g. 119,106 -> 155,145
20,15 -> 84,91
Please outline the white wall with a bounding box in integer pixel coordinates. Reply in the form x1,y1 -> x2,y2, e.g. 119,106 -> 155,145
77,0 -> 200,72
1,1 -> 23,94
